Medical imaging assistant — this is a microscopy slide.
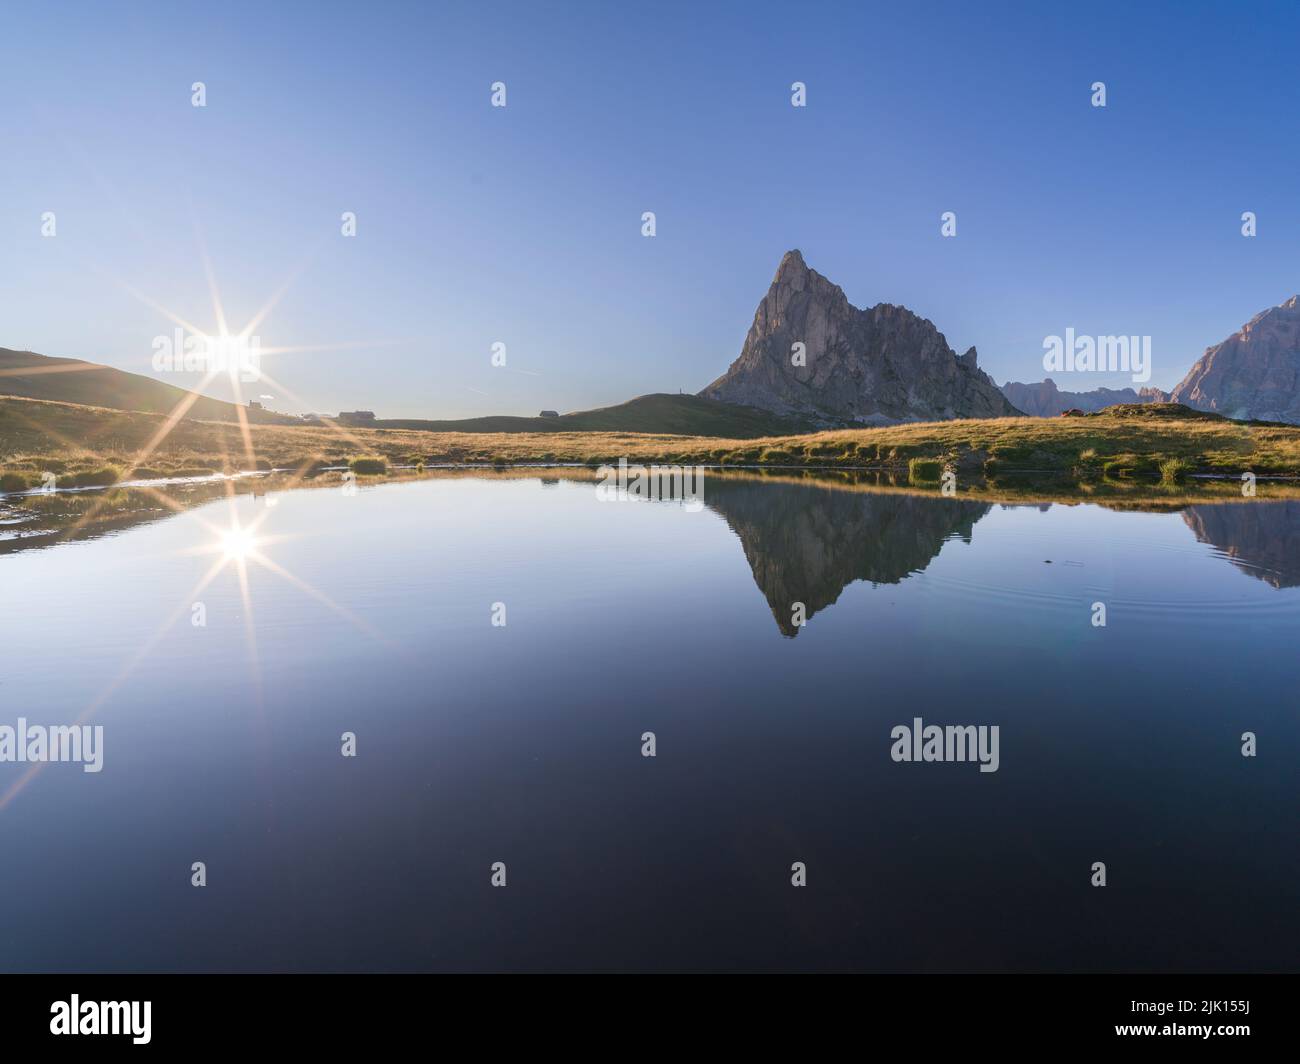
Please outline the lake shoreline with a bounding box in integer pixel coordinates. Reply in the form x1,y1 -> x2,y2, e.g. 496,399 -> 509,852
5,466 -> 1300,537
4,393 -> 1300,495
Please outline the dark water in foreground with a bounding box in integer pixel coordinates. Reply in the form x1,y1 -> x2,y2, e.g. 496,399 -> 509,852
1,474 -> 1297,972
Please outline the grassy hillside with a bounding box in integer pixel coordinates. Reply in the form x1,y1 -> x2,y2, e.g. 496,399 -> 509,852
0,348 -> 295,423
2,396 -> 1299,493
0,351 -> 811,439
376,393 -> 814,438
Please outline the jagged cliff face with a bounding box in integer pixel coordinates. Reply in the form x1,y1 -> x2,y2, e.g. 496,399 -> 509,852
700,250 -> 1021,426
1000,377 -> 1169,417
1170,296 -> 1300,423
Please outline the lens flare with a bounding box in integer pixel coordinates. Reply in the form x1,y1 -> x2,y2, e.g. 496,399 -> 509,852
220,526 -> 258,560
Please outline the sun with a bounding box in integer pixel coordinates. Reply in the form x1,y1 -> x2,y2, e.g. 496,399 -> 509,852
220,525 -> 259,560
214,332 -> 261,386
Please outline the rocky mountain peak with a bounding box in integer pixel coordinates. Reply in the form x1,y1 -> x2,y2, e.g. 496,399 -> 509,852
1240,296 -> 1300,337
1170,296 -> 1300,423
775,248 -> 808,279
759,248 -> 850,323
700,250 -> 1019,425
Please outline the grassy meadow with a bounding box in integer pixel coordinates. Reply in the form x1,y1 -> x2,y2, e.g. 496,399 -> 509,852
3,393 -> 1300,496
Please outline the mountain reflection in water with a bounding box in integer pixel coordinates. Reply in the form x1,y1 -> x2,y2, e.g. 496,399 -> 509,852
1182,501 -> 1300,588
702,477 -> 990,635
5,473 -> 1300,632
3,470 -> 1299,973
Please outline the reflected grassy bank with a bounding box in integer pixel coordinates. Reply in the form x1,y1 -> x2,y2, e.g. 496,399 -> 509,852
5,463 -> 1300,563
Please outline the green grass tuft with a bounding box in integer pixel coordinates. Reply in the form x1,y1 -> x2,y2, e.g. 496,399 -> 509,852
348,456 -> 388,475
1159,457 -> 1194,484
908,457 -> 944,482
68,466 -> 120,488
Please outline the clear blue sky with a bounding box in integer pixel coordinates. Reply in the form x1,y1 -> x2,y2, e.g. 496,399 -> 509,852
2,0 -> 1297,417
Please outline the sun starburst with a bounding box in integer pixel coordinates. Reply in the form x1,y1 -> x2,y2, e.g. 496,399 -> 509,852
0,241 -> 401,812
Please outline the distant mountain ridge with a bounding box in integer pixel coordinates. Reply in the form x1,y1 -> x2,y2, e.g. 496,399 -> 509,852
1000,378 -> 1169,417
701,250 -> 1020,425
1007,296 -> 1300,423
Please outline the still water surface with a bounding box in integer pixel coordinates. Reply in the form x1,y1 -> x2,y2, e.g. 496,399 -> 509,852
1,474 -> 1296,971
